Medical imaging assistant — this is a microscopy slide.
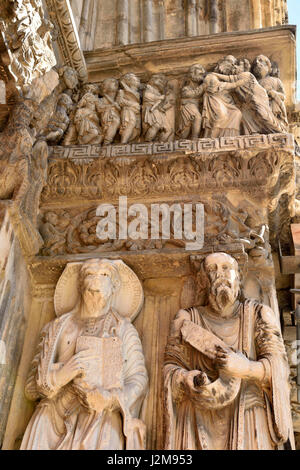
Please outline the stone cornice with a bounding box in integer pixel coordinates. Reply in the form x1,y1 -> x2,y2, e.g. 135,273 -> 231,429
43,134 -> 295,205
84,25 -> 296,108
28,242 -> 246,284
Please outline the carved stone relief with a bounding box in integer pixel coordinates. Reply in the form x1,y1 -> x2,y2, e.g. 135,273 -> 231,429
43,56 -> 288,147
0,0 -> 56,89
38,198 -> 269,259
21,258 -> 148,450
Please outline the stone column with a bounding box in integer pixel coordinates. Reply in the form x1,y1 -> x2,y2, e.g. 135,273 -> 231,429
117,0 -> 129,45
0,81 -> 6,105
210,0 -> 218,34
196,0 -> 208,35
0,210 -> 31,448
250,0 -> 262,29
2,286 -> 56,450
78,0 -> 98,50
158,0 -> 165,40
186,0 -> 197,37
134,278 -> 182,449
143,0 -> 154,43
78,0 -> 90,39
264,0 -> 275,27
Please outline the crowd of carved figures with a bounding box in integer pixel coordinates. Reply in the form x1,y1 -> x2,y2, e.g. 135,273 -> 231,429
39,54 -> 288,147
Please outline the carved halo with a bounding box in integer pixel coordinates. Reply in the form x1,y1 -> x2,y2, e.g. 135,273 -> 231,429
54,259 -> 144,322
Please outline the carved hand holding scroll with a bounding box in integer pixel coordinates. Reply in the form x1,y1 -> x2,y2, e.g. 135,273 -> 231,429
164,252 -> 294,450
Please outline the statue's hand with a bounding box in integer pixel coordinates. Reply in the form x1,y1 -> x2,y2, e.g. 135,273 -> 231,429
184,370 -> 211,394
76,387 -> 122,413
54,350 -> 99,388
215,346 -> 250,379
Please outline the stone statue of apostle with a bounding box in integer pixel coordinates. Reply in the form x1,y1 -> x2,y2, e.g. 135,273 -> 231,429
164,252 -> 294,450
21,258 -> 148,450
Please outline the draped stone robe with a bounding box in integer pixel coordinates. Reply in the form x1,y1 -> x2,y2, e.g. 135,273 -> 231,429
164,300 -> 295,450
21,310 -> 148,450
227,72 -> 283,134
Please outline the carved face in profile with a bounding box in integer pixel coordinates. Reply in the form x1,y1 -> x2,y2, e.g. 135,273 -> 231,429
252,55 -> 271,79
204,253 -> 240,315
123,73 -> 140,90
189,65 -> 206,83
80,260 -> 120,316
45,212 -> 58,225
232,59 -> 251,75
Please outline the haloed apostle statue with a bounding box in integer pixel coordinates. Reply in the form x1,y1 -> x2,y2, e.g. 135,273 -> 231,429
21,258 -> 148,450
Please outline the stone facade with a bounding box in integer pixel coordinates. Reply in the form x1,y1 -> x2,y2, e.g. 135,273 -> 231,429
0,0 -> 299,451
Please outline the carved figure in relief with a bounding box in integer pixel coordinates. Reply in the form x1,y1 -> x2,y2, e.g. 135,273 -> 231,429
178,64 -> 206,140
164,252 -> 294,450
5,0 -> 56,86
74,92 -> 102,145
117,73 -> 141,144
202,73 -> 246,138
21,259 -> 148,450
39,211 -> 68,255
96,78 -> 121,145
214,57 -> 283,135
252,55 -> 288,131
31,66 -> 79,140
142,74 -> 172,142
21,140 -> 48,226
58,66 -> 79,94
42,93 -> 73,144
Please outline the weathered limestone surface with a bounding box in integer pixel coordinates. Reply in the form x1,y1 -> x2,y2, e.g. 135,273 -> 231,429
0,209 -> 31,448
69,0 -> 288,50
0,0 -> 299,452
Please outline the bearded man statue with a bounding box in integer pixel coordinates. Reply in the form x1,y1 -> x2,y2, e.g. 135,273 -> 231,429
21,258 -> 148,450
164,252 -> 294,450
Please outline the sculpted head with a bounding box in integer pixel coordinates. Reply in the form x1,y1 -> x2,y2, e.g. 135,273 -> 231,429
101,78 -> 119,96
215,55 -> 237,75
58,93 -> 73,111
189,64 -> 206,83
149,74 -> 167,93
81,84 -> 99,96
252,55 -> 272,79
271,61 -> 280,78
121,73 -> 141,90
45,212 -> 58,225
201,253 -> 240,316
232,58 -> 251,75
59,66 -> 79,90
79,259 -> 121,316
79,92 -> 97,108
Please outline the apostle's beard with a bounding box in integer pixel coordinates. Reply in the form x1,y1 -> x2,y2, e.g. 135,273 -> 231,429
208,278 -> 238,316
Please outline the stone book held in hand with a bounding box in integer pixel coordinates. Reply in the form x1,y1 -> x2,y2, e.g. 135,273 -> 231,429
76,335 -> 123,390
